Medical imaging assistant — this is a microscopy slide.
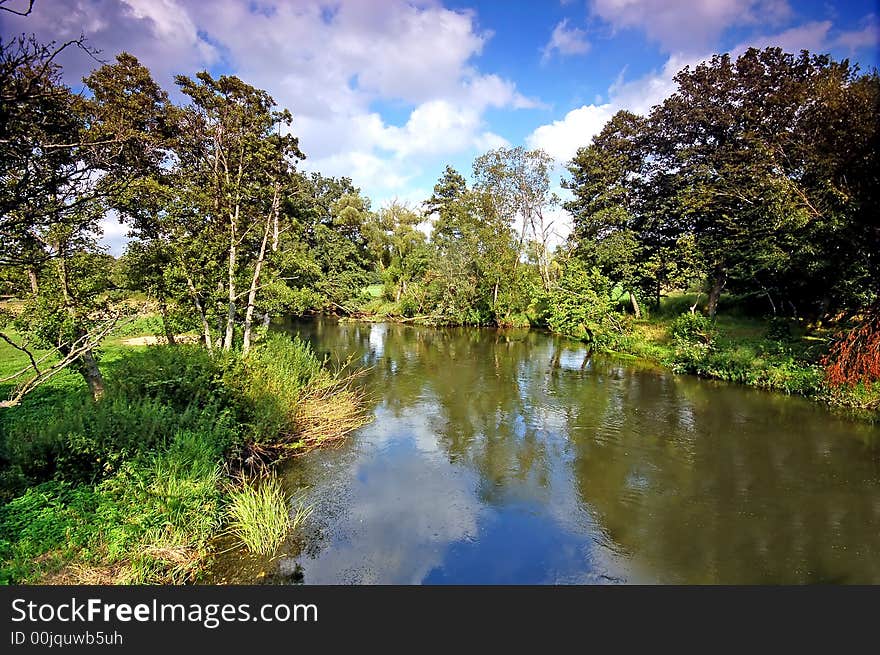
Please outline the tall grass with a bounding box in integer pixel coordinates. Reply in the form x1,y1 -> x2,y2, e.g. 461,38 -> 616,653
226,476 -> 312,556
0,332 -> 368,582
237,334 -> 371,465
0,429 -> 225,583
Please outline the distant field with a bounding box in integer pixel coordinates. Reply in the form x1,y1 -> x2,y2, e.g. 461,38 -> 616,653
363,283 -> 384,298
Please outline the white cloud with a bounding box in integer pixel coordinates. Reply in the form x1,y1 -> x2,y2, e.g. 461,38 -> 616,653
526,54 -> 689,163
527,5 -> 873,167
542,19 -> 591,63
527,104 -> 616,164
0,0 -> 219,90
2,0 -> 537,204
734,20 -> 833,55
97,215 -> 130,256
590,0 -> 792,53
731,16 -> 880,60
833,15 -> 880,53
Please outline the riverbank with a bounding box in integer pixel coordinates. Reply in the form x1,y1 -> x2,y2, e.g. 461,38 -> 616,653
349,291 -> 879,421
0,327 -> 369,583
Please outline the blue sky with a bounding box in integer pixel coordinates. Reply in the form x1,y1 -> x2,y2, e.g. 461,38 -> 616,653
2,0 -> 878,250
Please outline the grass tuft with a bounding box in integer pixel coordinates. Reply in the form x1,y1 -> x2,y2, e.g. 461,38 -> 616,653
225,476 -> 310,557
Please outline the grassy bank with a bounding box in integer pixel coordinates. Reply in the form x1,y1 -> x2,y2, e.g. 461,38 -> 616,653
0,327 -> 369,584
608,300 -> 878,417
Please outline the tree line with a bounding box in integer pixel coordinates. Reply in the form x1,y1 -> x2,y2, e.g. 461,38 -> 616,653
564,47 -> 878,322
2,36 -> 878,405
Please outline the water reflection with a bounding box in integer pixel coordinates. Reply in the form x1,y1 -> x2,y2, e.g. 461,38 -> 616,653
270,318 -> 880,584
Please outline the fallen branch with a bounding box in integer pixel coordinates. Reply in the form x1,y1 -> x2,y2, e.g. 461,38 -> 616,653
0,312 -> 125,408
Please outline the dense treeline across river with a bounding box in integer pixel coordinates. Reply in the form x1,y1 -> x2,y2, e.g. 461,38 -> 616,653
0,28 -> 877,583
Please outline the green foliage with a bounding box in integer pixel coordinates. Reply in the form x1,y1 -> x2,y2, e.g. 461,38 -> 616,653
0,333 -> 362,582
107,344 -> 233,409
670,312 -> 717,346
0,429 -> 225,584
0,481 -> 97,583
765,317 -> 793,341
0,392 -> 235,492
563,48 -> 879,321
543,259 -> 628,348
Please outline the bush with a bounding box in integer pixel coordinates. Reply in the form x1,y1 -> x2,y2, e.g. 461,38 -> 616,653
232,334 -> 325,443
0,393 -> 236,488
544,260 -> 628,347
0,428 -> 227,584
107,345 -> 234,410
398,293 -> 420,318
670,311 -> 716,345
0,332 -> 368,581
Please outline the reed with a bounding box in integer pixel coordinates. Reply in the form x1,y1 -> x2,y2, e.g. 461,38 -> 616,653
226,476 -> 302,556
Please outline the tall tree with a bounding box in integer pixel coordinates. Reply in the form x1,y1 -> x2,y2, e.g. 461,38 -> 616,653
473,147 -> 557,291
0,42 -> 169,404
174,72 -> 304,350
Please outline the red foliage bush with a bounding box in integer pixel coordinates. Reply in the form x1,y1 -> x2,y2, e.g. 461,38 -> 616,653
823,309 -> 880,386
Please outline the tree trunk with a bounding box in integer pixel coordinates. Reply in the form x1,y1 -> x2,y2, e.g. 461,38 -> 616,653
706,267 -> 727,318
159,300 -> 177,346
763,288 -> 777,316
629,291 -> 641,319
77,343 -> 105,401
493,281 -> 499,307
27,268 -> 39,295
224,209 -> 238,350
55,248 -> 105,401
242,198 -> 275,355
184,274 -> 212,351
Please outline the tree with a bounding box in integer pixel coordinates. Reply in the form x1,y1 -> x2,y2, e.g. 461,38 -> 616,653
648,48 -> 878,318
0,43 -> 168,404
565,110 -> 654,316
375,201 -> 427,303
174,71 -> 304,351
564,47 -> 879,322
473,147 -> 557,290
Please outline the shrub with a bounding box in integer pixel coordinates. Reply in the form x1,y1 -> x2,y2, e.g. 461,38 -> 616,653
107,345 -> 234,410
670,311 -> 716,345
544,260 -> 628,347
233,334 -> 324,443
398,293 -> 420,318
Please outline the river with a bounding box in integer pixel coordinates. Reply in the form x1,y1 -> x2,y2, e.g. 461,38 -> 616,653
220,317 -> 880,584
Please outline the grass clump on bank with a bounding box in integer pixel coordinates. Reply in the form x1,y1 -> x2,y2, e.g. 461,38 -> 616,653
0,332 -> 368,583
225,476 -> 312,557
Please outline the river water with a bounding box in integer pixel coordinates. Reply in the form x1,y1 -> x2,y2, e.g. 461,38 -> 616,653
245,317 -> 880,584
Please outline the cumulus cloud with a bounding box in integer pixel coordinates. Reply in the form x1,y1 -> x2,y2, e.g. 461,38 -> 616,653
831,14 -> 880,54
526,5 -> 876,167
590,0 -> 792,53
526,55 -> 688,163
542,19 -> 591,63
1,0 -> 537,202
0,0 -> 219,89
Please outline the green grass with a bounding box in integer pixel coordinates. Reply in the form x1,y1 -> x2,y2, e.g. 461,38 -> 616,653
599,294 -> 878,415
0,321 -> 365,583
225,476 -> 305,557
0,429 -> 226,583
